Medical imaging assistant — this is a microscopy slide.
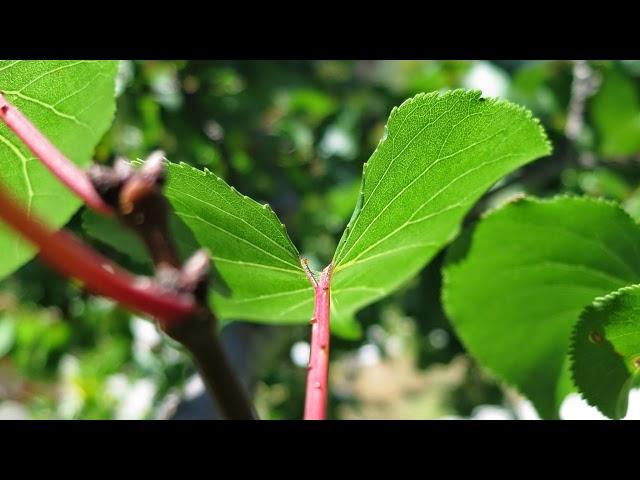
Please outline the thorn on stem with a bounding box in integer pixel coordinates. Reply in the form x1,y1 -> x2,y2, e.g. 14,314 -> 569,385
153,250 -> 211,303
140,150 -> 167,186
180,249 -> 211,301
301,256 -> 318,287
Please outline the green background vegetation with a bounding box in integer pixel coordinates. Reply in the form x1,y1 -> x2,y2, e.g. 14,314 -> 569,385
2,60 -> 640,419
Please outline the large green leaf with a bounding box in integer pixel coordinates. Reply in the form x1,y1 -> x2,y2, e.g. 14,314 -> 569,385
571,284 -> 640,419
0,60 -> 119,279
443,196 -> 640,418
330,90 -> 551,324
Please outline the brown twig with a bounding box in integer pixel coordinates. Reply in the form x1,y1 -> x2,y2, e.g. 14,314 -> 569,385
89,154 -> 257,419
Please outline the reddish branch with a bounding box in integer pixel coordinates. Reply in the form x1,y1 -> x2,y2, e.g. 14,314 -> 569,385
0,183 -> 195,324
0,93 -> 112,215
0,90 -> 257,419
302,260 -> 334,420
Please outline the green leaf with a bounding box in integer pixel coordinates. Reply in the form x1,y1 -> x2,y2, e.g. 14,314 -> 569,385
331,90 -> 551,325
164,162 -> 314,324
83,210 -> 154,267
571,284 -> 640,419
443,196 -> 640,418
590,68 -> 640,157
0,60 -> 119,279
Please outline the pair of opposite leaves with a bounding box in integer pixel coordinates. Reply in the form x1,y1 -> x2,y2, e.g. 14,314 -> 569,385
13,60 -> 623,417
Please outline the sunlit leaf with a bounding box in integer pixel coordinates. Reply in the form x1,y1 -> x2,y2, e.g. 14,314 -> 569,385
0,60 -> 118,279
331,90 -> 550,326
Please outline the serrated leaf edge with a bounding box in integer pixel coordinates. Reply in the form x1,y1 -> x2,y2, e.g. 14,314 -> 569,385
442,194 -> 640,418
333,88 -> 552,264
158,160 -> 306,274
568,283 -> 640,419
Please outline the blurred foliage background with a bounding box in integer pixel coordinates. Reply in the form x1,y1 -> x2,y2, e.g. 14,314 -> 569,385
2,60 -> 640,420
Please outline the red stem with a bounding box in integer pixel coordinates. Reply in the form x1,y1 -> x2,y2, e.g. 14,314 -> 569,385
0,93 -> 112,216
0,183 -> 195,325
303,262 -> 333,420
